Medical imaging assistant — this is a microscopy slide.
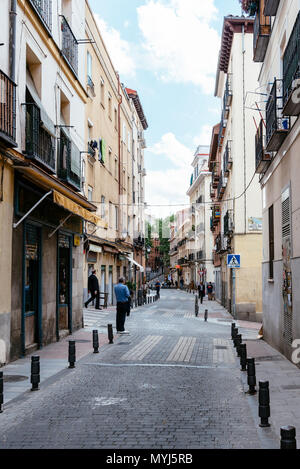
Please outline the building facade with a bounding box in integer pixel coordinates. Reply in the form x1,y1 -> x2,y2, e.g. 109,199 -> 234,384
249,0 -> 300,360
210,15 -> 263,321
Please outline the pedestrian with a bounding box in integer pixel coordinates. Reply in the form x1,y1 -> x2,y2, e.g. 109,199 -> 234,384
155,280 -> 161,298
175,280 -> 178,289
207,282 -> 213,301
198,281 -> 205,304
114,277 -> 130,334
180,278 -> 184,290
85,270 -> 101,310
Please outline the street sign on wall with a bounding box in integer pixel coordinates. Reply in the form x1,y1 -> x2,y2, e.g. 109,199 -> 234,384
227,254 -> 241,268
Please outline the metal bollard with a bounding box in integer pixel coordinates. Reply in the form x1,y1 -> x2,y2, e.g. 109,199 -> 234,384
232,327 -> 238,342
233,333 -> 240,348
236,334 -> 242,357
31,356 -> 40,391
108,324 -> 114,344
280,426 -> 297,449
68,340 -> 76,369
259,381 -> 271,428
204,309 -> 208,322
247,358 -> 257,394
93,330 -> 99,353
0,371 -> 3,413
195,296 -> 199,317
240,343 -> 247,371
231,323 -> 236,339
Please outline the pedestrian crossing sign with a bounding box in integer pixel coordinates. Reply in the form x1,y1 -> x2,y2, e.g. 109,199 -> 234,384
227,254 -> 241,268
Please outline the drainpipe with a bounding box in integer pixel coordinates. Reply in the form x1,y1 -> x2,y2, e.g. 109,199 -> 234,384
9,0 -> 17,82
117,72 -> 122,237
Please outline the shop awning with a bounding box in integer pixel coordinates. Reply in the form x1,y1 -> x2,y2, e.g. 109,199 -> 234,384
89,243 -> 103,253
103,245 -> 120,254
125,255 -> 145,272
53,190 -> 104,226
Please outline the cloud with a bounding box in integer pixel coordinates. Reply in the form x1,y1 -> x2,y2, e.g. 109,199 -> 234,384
94,14 -> 136,78
192,125 -> 213,146
148,132 -> 193,169
137,0 -> 220,93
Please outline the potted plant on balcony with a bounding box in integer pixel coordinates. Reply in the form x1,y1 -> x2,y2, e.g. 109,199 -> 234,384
239,0 -> 258,16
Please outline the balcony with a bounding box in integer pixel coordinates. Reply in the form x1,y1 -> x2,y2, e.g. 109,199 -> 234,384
211,206 -> 221,230
224,211 -> 234,237
218,110 -> 227,148
223,74 -> 232,119
0,70 -> 16,147
266,80 -> 290,152
283,12 -> 300,116
61,16 -> 78,76
188,253 -> 195,262
211,163 -> 220,189
255,119 -> 271,173
217,172 -> 227,201
58,130 -> 81,191
134,236 -> 145,248
216,234 -> 230,255
197,250 -> 204,261
210,183 -> 215,199
264,0 -> 280,16
29,0 -> 52,33
24,103 -> 56,173
253,1 -> 271,62
223,140 -> 232,176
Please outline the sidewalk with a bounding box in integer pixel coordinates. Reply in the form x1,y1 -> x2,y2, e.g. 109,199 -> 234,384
1,329 -> 108,405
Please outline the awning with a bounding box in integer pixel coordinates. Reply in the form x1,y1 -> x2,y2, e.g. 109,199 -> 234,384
103,245 -> 119,254
125,255 -> 145,273
53,190 -> 104,226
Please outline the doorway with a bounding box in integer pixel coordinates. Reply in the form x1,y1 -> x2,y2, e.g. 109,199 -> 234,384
57,233 -> 72,339
23,223 -> 42,353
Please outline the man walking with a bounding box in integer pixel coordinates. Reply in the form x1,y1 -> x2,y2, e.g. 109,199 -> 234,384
198,281 -> 205,304
207,282 -> 213,301
85,270 -> 101,310
114,277 -> 130,334
155,280 -> 161,299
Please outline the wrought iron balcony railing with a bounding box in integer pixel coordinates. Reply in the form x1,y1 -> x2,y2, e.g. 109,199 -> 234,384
255,119 -> 271,173
197,250 -> 204,260
253,1 -> 271,62
58,130 -> 81,191
61,16 -> 78,76
24,102 -> 56,172
218,110 -> 227,148
211,162 -> 220,189
223,74 -> 233,119
0,70 -> 16,147
217,171 -> 227,201
266,79 -> 290,152
29,0 -> 52,33
224,211 -> 234,237
283,12 -> 300,116
223,140 -> 232,176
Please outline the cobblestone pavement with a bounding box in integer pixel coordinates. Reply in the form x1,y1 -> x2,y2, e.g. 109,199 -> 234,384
0,290 -> 280,449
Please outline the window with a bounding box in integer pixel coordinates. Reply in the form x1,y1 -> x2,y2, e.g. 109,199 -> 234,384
100,78 -> 105,106
115,155 -> 118,180
109,202 -> 113,229
115,205 -> 119,230
108,93 -> 112,120
114,107 -> 118,130
128,131 -> 131,151
87,51 -> 92,81
88,185 -> 93,202
269,205 -> 274,280
108,148 -> 112,172
101,195 -> 106,218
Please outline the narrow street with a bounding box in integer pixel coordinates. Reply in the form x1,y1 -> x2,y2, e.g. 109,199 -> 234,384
0,290 -> 279,450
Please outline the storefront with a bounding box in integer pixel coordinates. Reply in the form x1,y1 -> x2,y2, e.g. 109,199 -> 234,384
10,171 -> 98,359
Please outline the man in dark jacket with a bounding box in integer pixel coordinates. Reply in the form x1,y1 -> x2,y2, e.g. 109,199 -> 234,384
198,281 -> 205,304
85,270 -> 101,309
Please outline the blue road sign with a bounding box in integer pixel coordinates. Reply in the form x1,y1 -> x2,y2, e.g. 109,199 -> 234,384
227,254 -> 241,268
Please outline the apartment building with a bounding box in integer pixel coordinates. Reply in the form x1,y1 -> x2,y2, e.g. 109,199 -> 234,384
0,0 -> 107,363
248,0 -> 300,360
82,2 -> 148,304
186,146 -> 214,286
209,15 -> 263,320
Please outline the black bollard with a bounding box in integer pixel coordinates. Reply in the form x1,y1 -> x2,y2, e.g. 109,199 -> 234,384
280,426 -> 297,449
240,343 -> 247,371
204,309 -> 208,322
0,371 -> 3,413
31,356 -> 40,391
93,330 -> 99,353
247,358 -> 257,394
108,324 -> 114,344
231,323 -> 236,339
68,340 -> 76,369
236,334 -> 242,357
259,381 -> 271,428
195,297 -> 198,317
232,327 -> 238,342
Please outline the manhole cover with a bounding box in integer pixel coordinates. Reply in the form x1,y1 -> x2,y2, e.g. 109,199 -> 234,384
75,340 -> 91,343
4,375 -> 28,383
215,346 -> 228,350
117,342 -> 131,346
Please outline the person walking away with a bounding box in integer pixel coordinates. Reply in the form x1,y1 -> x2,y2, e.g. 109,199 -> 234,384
180,278 -> 184,290
198,281 -> 205,304
85,270 -> 101,310
207,282 -> 213,301
155,280 -> 161,298
114,278 -> 130,334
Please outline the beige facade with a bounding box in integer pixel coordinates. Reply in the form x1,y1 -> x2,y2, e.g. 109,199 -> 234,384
210,16 -> 263,320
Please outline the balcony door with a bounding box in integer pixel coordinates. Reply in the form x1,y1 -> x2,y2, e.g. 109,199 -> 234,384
57,233 -> 72,339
